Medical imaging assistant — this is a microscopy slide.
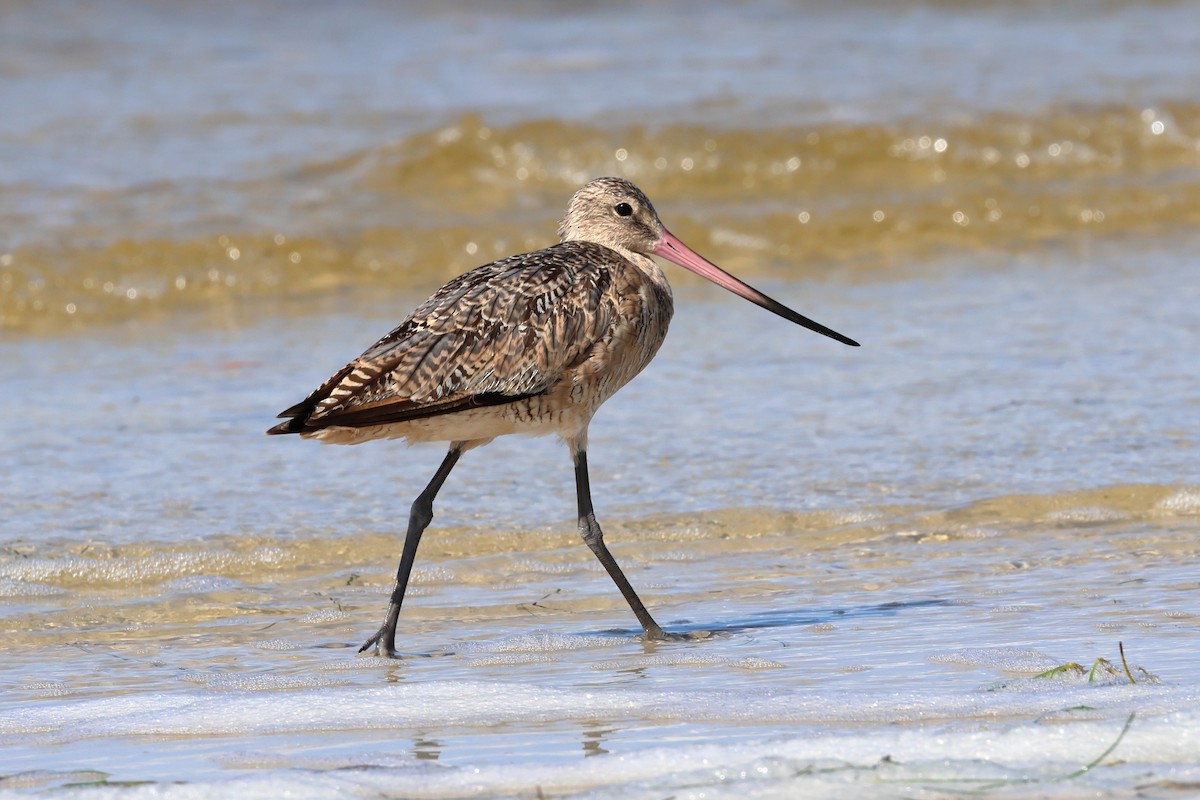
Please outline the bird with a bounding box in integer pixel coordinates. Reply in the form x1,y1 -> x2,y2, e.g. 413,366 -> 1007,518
268,176 -> 858,657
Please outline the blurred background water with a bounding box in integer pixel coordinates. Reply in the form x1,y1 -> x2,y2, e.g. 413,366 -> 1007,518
2,1 -> 1199,798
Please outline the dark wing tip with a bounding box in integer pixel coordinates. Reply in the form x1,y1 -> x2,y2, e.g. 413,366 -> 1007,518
275,400 -> 308,419
266,362 -> 361,436
266,416 -> 305,435
267,396 -> 323,435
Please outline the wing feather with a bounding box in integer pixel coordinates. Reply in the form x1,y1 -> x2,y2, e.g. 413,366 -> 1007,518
268,241 -> 619,435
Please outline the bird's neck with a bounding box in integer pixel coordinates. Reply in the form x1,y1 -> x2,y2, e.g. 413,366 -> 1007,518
626,250 -> 672,297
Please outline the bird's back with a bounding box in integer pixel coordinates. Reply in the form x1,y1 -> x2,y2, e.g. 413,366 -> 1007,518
269,240 -> 673,443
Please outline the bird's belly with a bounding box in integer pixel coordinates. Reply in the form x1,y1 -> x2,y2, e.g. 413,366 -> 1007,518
302,396 -> 591,446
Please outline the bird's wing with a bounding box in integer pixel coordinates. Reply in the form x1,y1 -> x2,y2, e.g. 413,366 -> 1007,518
269,242 -> 619,434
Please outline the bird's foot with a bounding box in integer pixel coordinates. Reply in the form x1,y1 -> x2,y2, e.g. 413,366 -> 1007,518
358,626 -> 398,658
639,626 -> 706,643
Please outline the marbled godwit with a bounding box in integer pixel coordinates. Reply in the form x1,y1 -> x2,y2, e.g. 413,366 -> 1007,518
268,177 -> 858,656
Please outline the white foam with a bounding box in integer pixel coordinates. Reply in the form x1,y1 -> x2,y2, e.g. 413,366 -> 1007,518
0,550 -> 281,585
987,604 -> 1040,614
297,608 -> 351,624
592,653 -> 785,671
1155,486 -> 1200,515
456,633 -> 623,654
1046,506 -> 1124,523
0,577 -> 65,597
929,647 -> 1060,673
18,680 -> 72,698
160,575 -> 243,593
830,509 -> 888,525
508,557 -> 580,573
463,652 -> 559,667
1,679 -> 1187,739
250,638 -> 306,651
3,698 -> 1198,800
175,672 -> 350,693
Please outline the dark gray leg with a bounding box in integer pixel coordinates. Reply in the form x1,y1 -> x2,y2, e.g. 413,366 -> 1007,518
360,445 -> 463,657
573,449 -> 669,639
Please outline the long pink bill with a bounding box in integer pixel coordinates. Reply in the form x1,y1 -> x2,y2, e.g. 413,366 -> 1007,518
652,228 -> 860,347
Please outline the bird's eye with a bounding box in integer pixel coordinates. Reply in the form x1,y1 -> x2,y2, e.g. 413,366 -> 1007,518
614,202 -> 633,217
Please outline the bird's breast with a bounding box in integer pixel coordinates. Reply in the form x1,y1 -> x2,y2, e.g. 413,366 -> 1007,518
560,266 -> 674,413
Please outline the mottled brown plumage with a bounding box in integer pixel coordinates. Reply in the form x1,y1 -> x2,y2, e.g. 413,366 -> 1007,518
269,180 -> 674,448
269,177 -> 857,656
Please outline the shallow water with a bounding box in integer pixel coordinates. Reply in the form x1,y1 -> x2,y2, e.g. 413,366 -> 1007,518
3,1 -> 1200,798
4,242 -> 1199,797
5,0 -> 1200,332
